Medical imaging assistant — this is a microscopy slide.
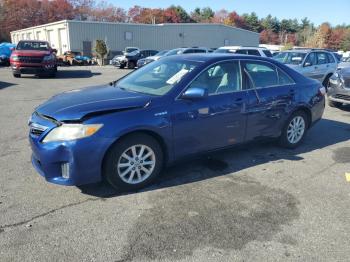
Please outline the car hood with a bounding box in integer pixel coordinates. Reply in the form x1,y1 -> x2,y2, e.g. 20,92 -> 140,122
36,85 -> 152,121
339,67 -> 350,77
12,50 -> 51,57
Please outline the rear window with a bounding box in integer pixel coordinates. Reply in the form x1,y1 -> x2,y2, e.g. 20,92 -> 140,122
247,50 -> 261,56
327,53 -> 335,63
243,61 -> 279,88
263,50 -> 273,57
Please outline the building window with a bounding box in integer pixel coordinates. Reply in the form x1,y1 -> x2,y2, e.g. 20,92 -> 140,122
125,32 -> 133,41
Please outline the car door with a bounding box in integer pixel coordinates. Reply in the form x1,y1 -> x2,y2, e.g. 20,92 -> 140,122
241,60 -> 295,140
172,61 -> 248,157
302,52 -> 319,80
315,52 -> 330,82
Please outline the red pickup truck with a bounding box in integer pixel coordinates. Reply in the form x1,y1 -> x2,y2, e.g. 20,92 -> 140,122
10,40 -> 57,78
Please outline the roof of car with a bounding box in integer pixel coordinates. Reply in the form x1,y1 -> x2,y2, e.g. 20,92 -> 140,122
164,53 -> 276,63
218,46 -> 267,50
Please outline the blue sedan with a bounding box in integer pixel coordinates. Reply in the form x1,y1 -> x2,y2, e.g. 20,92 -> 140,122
28,54 -> 325,191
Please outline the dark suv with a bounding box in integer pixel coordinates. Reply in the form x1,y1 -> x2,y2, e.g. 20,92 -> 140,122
10,40 -> 57,78
125,50 -> 158,69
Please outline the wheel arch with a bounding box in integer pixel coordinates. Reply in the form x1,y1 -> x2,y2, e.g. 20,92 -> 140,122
101,129 -> 169,175
290,106 -> 312,128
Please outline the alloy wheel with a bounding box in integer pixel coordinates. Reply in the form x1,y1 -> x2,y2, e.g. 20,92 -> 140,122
286,116 -> 305,144
117,144 -> 156,184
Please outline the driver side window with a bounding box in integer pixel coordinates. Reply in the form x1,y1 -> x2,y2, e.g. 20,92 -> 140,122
189,61 -> 241,95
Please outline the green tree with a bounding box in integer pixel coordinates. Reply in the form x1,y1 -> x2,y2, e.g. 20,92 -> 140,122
242,12 -> 261,32
95,39 -> 107,65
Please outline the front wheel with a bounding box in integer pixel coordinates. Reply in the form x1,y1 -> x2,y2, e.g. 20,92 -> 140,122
279,111 -> 308,149
13,73 -> 21,78
103,133 -> 163,191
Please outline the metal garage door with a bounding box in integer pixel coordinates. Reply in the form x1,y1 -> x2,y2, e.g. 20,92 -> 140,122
59,28 -> 68,55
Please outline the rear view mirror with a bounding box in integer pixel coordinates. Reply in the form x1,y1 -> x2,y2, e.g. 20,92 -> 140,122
182,87 -> 208,100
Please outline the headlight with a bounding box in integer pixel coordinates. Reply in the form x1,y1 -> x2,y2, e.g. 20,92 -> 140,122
11,55 -> 19,61
42,124 -> 103,143
43,54 -> 55,61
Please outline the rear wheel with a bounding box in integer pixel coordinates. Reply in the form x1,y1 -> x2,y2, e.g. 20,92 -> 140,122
127,61 -> 136,69
322,74 -> 332,91
103,133 -> 163,191
13,73 -> 21,78
279,111 -> 308,149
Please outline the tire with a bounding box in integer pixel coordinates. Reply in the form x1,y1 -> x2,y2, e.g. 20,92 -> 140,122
127,61 -> 136,69
279,111 -> 308,149
13,73 -> 21,78
322,74 -> 332,91
328,100 -> 342,108
103,133 -> 163,191
119,64 -> 125,69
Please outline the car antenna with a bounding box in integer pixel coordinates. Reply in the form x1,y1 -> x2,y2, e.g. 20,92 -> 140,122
244,68 -> 261,103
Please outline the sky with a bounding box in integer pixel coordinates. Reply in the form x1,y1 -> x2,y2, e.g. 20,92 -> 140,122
109,0 -> 350,26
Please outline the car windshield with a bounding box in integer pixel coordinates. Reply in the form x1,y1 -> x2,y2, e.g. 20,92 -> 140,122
117,59 -> 202,96
17,41 -> 50,51
125,48 -> 138,53
274,52 -> 306,65
155,50 -> 169,56
165,49 -> 183,56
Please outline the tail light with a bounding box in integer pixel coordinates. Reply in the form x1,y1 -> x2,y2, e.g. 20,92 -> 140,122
318,86 -> 326,96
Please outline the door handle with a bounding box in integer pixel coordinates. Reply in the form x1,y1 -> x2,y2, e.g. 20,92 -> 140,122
314,66 -> 318,69
234,97 -> 243,102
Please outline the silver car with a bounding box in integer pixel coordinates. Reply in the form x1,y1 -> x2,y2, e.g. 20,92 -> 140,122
338,57 -> 350,69
274,49 -> 338,87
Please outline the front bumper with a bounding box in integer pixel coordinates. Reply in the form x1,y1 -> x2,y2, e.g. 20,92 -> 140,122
29,113 -> 113,186
327,84 -> 350,105
11,63 -> 56,74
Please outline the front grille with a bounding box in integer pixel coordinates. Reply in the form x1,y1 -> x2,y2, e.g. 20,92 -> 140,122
18,56 -> 43,63
334,94 -> 350,101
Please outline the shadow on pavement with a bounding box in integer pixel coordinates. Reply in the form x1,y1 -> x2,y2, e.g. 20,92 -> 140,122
55,70 -> 102,79
78,118 -> 350,198
0,81 -> 17,90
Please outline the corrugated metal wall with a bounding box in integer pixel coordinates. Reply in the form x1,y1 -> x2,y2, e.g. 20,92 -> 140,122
11,21 -> 259,55
67,21 -> 259,53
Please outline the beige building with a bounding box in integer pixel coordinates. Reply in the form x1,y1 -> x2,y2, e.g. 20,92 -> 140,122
11,20 -> 259,55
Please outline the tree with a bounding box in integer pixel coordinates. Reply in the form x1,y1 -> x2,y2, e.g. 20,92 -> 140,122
227,11 -> 247,29
95,39 -> 107,65
242,12 -> 261,32
340,30 -> 350,51
212,9 -> 230,24
191,7 -> 214,22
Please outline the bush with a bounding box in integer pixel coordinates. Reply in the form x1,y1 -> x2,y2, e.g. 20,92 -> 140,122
95,40 -> 108,65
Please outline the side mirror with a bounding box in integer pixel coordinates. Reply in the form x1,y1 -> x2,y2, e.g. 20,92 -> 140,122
182,87 -> 208,100
10,47 -> 15,51
304,62 -> 312,67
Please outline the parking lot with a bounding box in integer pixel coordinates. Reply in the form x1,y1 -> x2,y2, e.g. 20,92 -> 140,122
0,66 -> 349,261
